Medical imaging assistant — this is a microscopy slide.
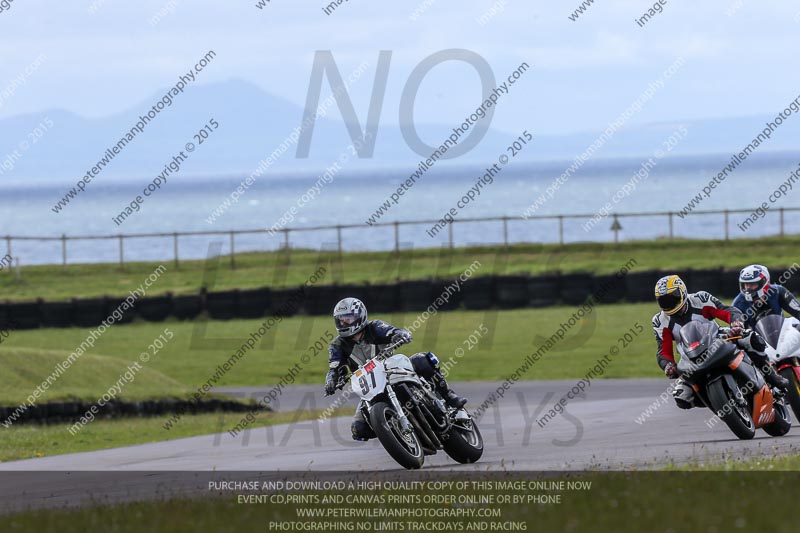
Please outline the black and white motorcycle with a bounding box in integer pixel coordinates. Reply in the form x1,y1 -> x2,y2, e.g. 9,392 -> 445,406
336,340 -> 483,470
755,314 -> 800,420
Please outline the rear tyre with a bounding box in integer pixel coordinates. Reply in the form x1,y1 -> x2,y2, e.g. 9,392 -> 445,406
763,399 -> 792,437
779,367 -> 800,422
442,422 -> 484,464
369,402 -> 424,470
706,379 -> 755,440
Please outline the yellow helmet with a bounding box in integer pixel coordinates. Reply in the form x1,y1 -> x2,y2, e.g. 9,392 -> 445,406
654,275 -> 687,315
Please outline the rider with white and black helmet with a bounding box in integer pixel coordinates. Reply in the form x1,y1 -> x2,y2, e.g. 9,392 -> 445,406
324,297 -> 467,442
733,264 -> 800,328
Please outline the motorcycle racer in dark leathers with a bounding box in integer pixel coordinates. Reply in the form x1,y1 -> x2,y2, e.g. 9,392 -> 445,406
733,264 -> 800,328
324,297 -> 467,441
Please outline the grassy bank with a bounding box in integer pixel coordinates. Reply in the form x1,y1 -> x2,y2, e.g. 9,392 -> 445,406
0,347 -> 192,405
1,304 -> 659,406
1,236 -> 799,301
7,470 -> 800,532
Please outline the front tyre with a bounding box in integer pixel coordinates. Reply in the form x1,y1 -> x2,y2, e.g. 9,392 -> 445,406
442,421 -> 484,464
706,379 -> 755,440
369,402 -> 424,470
779,367 -> 800,422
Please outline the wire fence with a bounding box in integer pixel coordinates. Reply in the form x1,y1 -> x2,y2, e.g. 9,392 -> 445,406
2,206 -> 798,270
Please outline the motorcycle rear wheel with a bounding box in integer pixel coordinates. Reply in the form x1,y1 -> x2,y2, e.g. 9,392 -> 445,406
763,398 -> 792,437
442,421 -> 484,464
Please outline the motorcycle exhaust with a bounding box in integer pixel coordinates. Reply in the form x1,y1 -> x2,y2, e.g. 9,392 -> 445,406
406,411 -> 438,454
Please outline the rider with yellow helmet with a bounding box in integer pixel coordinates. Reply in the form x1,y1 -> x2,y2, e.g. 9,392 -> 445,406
652,274 -> 787,409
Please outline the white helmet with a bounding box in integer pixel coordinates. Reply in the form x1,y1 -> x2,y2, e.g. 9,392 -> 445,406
739,264 -> 770,302
333,297 -> 368,337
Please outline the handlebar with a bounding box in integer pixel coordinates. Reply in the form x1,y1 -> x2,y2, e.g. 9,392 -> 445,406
331,338 -> 410,393
376,338 -> 409,359
715,326 -> 752,345
718,326 -> 750,339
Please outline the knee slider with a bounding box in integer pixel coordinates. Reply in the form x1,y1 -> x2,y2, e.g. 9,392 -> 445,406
351,420 -> 375,441
675,398 -> 693,410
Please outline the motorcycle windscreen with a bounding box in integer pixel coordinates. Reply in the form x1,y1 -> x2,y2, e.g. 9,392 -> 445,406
677,321 -> 719,360
755,314 -> 783,349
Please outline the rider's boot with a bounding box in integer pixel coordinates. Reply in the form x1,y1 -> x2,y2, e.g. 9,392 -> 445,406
744,334 -> 789,391
762,364 -> 789,391
432,370 -> 467,409
410,352 -> 468,409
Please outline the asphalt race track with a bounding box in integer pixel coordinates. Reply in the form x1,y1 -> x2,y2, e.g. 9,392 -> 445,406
3,378 -> 800,512
2,379 -> 799,473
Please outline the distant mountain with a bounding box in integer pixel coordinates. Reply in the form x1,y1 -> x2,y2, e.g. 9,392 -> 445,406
1,78 -> 798,183
531,115 -> 800,163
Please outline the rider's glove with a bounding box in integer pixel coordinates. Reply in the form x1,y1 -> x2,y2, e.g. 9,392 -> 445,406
391,329 -> 412,345
664,362 -> 679,379
730,321 -> 744,337
324,366 -> 345,396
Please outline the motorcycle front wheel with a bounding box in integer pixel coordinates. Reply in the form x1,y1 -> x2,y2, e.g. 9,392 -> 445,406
706,379 -> 755,440
369,401 -> 424,470
779,367 -> 800,421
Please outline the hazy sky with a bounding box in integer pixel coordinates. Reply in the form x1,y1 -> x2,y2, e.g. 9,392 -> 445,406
1,1 -> 799,135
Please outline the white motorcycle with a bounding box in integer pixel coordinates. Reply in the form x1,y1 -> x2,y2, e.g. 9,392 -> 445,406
336,340 -> 483,470
755,314 -> 800,420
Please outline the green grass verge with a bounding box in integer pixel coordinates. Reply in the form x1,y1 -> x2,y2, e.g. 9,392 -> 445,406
0,408 -> 349,463
675,451 -> 800,471
2,236 -> 799,301
6,471 -> 800,532
1,304 -> 660,406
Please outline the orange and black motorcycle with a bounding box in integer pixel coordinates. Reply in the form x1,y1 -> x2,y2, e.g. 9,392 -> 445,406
676,321 -> 791,440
